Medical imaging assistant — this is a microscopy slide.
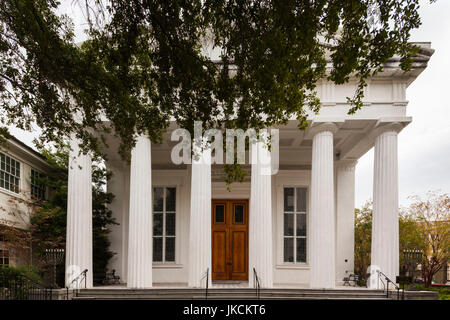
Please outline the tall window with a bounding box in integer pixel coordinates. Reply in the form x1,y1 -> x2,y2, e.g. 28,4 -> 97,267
283,187 -> 307,263
0,152 -> 20,193
153,187 -> 176,263
31,169 -> 46,200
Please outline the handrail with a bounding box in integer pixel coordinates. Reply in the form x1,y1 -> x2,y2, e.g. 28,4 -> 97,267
67,268 -> 88,289
253,268 -> 260,300
201,268 -> 209,300
377,270 -> 401,300
20,273 -> 48,289
66,269 -> 88,300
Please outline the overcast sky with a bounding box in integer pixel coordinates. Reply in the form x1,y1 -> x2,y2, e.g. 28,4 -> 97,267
355,0 -> 450,208
8,1 -> 450,208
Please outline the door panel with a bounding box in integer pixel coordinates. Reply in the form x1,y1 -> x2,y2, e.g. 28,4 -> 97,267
231,231 -> 246,274
212,200 -> 248,281
212,231 -> 227,279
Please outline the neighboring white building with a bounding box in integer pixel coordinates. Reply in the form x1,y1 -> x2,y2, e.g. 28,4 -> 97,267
65,43 -> 433,289
0,137 -> 53,267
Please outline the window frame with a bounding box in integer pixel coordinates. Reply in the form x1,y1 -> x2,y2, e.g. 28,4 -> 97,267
0,151 -> 21,194
0,249 -> 9,267
152,186 -> 177,264
283,186 -> 308,264
30,168 -> 46,200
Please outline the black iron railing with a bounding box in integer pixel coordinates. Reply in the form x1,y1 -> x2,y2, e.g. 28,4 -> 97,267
253,268 -> 260,300
0,269 -> 52,300
66,269 -> 88,299
201,268 -> 209,300
377,270 -> 402,300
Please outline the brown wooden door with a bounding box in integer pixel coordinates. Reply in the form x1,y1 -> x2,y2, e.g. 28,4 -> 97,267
211,200 -> 249,281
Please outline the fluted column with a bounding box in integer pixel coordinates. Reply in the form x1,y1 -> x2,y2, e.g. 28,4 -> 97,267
66,138 -> 93,288
335,159 -> 357,285
309,123 -> 337,288
127,135 -> 153,288
249,139 -> 273,288
188,147 -> 212,287
371,125 -> 400,285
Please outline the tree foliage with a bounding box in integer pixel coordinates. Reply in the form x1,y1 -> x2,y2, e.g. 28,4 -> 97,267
407,191 -> 449,287
354,201 -> 372,282
0,0 -> 431,160
354,192 -> 449,287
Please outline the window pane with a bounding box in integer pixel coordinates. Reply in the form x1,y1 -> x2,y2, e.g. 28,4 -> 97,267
165,237 -> 175,262
234,205 -> 244,223
153,187 -> 164,211
283,238 -> 294,262
153,213 -> 163,236
166,187 -> 176,211
166,212 -> 175,236
296,238 -> 307,263
153,237 -> 162,262
296,188 -> 307,212
296,214 -> 306,237
284,188 -> 294,212
284,213 -> 294,236
215,205 -> 225,223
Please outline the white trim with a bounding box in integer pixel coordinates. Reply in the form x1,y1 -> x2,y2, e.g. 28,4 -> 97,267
152,264 -> 183,269
275,264 -> 310,270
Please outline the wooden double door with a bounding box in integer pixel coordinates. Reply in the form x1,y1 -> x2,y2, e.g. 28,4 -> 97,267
211,200 -> 249,281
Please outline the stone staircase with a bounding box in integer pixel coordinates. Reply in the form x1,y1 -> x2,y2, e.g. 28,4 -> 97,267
73,287 -> 395,300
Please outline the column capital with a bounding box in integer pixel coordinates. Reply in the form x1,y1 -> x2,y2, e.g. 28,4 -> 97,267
335,159 -> 358,172
372,122 -> 404,138
307,122 -> 340,138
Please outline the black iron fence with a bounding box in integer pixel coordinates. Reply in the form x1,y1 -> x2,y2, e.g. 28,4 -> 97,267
0,269 -> 52,300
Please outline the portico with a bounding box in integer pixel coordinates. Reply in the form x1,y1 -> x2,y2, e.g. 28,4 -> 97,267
64,43 -> 432,289
64,118 -> 407,290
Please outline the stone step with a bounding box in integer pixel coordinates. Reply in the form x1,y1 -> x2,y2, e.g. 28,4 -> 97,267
73,295 -> 389,300
73,288 -> 391,300
78,288 -> 384,294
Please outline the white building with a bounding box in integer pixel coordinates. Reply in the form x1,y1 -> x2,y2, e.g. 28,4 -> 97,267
0,137 -> 53,267
65,43 -> 433,289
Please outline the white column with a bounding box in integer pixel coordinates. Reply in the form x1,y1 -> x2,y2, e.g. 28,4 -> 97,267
249,139 -> 273,288
335,159 -> 357,285
309,123 -> 337,288
66,138 -> 93,288
127,135 -> 153,288
188,148 -> 212,287
371,125 -> 400,284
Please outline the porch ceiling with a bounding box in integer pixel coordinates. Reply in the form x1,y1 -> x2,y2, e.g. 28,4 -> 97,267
99,118 -> 409,167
